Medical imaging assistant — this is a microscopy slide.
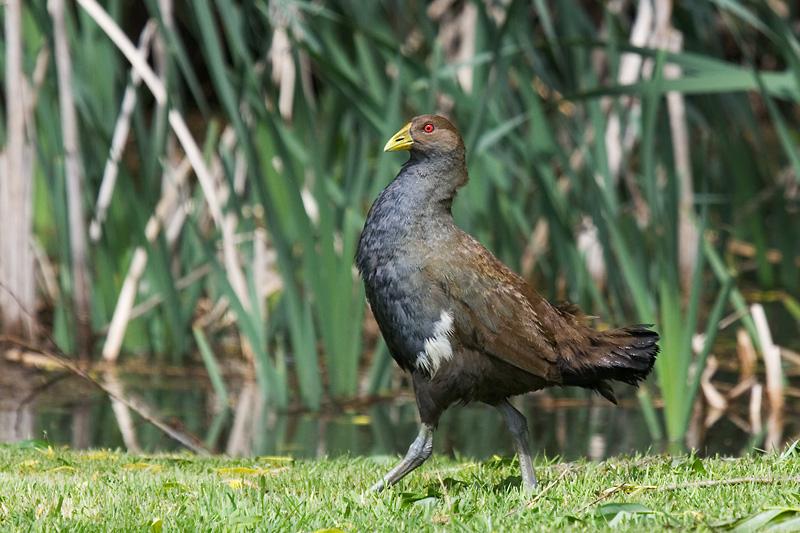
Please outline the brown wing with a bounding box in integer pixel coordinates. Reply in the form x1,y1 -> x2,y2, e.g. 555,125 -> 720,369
423,231 -> 575,383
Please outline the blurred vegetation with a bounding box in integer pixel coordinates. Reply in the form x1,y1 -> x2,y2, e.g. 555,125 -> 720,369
1,0 -> 799,446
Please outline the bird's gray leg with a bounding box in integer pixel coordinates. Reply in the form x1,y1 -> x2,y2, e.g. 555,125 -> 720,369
496,400 -> 538,491
370,424 -> 434,492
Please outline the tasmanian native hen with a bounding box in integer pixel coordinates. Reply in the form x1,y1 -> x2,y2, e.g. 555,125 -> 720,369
356,115 -> 659,491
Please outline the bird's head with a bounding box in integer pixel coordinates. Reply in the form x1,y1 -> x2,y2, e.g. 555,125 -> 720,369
383,114 -> 465,160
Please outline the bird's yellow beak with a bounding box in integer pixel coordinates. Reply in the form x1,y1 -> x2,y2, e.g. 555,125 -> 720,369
383,122 -> 413,152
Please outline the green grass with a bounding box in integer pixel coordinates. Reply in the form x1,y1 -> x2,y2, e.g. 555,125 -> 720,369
1,444 -> 798,531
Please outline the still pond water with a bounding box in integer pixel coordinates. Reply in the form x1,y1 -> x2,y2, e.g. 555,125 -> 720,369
2,360 -> 786,459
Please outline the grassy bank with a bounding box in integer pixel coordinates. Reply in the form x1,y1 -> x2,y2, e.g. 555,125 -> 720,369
0,444 -> 798,531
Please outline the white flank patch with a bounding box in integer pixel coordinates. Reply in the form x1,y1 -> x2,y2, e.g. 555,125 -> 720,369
416,310 -> 455,376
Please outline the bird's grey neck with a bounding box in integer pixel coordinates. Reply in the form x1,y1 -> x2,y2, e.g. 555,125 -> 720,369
392,152 -> 466,216
357,153 -> 465,273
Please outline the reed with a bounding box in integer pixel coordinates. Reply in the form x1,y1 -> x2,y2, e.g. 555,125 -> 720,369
2,1 -> 797,447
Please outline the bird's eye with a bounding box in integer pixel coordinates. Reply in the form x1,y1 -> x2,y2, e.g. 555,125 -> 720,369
423,123 -> 435,133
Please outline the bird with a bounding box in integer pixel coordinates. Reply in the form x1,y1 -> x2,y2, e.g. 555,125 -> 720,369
355,114 -> 659,492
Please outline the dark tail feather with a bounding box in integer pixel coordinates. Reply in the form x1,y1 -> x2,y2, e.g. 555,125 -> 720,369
561,324 -> 660,404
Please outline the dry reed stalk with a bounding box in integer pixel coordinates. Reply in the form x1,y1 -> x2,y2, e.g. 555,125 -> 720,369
604,0 -> 652,182
700,355 -> 727,427
750,304 -> 785,412
70,403 -> 92,449
520,220 -> 549,279
298,50 -> 316,110
252,229 -> 270,320
211,129 -> 261,362
102,159 -> 192,361
78,0 -> 251,336
25,48 -> 50,120
685,397 -> 704,450
90,21 -> 157,242
226,381 -> 261,456
116,264 -> 211,330
103,369 -> 141,452
662,28 -> 699,294
727,237 -> 800,267
576,217 -> 607,291
155,0 -> 173,80
777,346 -> 800,366
212,126 -> 251,307
155,0 -> 182,223
267,0 -> 299,119
750,382 -> 763,435
100,9 -> 182,362
750,304 -> 784,449
604,0 -> 698,291
0,0 -> 36,339
194,297 -> 231,331
164,157 -> 192,247
580,0 -> 655,282
270,27 -> 296,120
736,328 -> 758,381
30,240 -> 60,306
429,0 -> 477,93
726,376 -> 756,401
170,114 -> 250,303
50,0 -> 93,354
233,147 -> 248,195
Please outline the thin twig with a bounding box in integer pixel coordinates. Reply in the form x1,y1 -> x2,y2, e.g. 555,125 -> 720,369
579,476 -> 800,514
660,476 -> 800,491
577,482 -> 626,514
503,465 -> 574,518
527,466 -> 572,508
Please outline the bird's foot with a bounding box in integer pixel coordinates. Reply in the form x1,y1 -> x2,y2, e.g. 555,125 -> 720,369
521,472 -> 538,493
368,424 -> 434,493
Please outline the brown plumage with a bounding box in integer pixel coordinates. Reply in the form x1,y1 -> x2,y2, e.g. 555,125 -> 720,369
356,114 -> 659,491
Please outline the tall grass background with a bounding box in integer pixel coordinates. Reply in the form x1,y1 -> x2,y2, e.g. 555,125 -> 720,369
0,0 -> 798,447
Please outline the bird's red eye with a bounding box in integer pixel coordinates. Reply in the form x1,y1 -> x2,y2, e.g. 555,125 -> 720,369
423,123 -> 435,133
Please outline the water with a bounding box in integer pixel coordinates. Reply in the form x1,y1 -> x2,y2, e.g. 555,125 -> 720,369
2,359 -> 791,459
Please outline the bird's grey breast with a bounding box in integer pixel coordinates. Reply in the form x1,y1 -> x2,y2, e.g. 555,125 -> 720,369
356,181 -> 454,373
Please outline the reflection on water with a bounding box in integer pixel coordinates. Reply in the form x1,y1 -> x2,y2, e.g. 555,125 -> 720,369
0,361 -> 38,443
0,359 -> 795,459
